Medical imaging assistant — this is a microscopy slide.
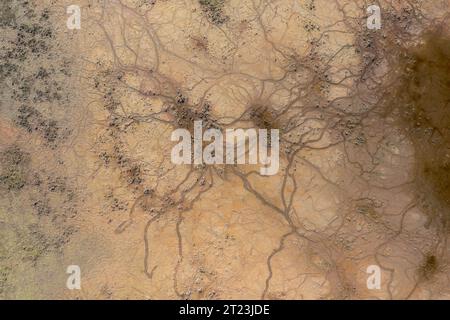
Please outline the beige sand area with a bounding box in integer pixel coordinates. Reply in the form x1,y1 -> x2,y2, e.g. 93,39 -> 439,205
0,0 -> 449,299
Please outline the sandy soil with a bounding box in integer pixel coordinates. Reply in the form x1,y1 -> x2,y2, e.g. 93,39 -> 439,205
1,0 -> 449,299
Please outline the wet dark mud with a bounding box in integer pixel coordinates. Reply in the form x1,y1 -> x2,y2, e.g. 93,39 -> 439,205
384,30 -> 450,232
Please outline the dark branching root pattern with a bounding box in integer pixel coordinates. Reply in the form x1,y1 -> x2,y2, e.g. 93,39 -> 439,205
248,105 -> 280,131
84,0 -> 450,299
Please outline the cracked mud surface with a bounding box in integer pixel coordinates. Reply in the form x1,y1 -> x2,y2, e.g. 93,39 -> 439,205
1,0 -> 449,299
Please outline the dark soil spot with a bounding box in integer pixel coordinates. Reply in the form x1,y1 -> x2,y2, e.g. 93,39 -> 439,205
418,254 -> 438,280
248,105 -> 279,131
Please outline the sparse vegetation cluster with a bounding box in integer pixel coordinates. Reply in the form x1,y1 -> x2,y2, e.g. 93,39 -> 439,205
198,0 -> 228,25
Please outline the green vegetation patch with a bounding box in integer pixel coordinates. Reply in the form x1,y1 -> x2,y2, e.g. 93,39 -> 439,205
0,145 -> 30,191
199,0 -> 228,25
